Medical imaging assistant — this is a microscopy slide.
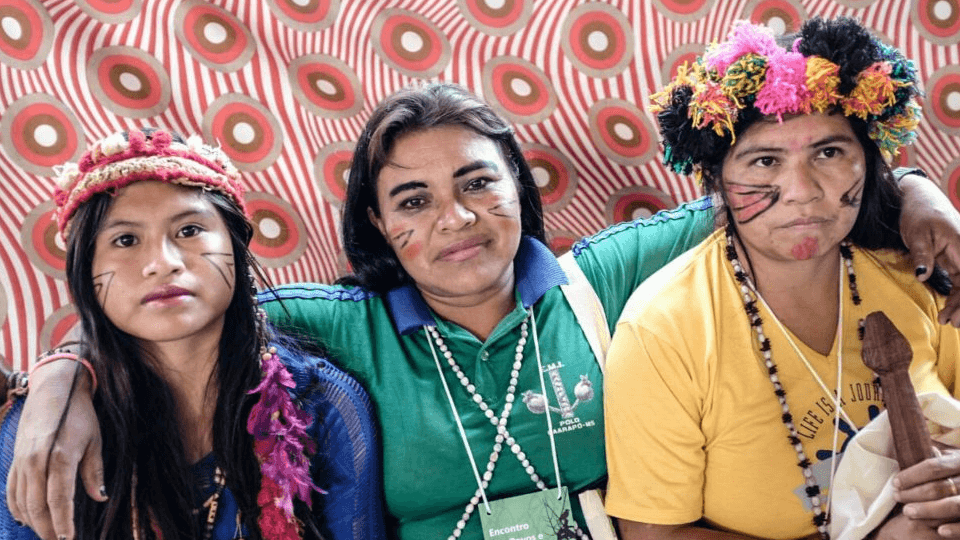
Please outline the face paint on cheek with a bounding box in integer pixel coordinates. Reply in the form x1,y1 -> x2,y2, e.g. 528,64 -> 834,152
724,184 -> 781,224
487,198 -> 519,218
400,241 -> 423,259
201,252 -> 235,290
791,237 -> 820,260
92,271 -> 115,308
389,228 -> 414,249
840,176 -> 865,207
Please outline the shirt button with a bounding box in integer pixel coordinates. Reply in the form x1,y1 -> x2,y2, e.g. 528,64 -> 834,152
481,351 -> 490,361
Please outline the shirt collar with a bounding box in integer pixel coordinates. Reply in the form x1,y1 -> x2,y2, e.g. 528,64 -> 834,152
386,236 -> 569,335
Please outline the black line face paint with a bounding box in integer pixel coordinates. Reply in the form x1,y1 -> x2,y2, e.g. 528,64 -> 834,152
487,198 -> 519,218
391,229 -> 414,249
724,182 -> 781,224
839,176 -> 865,208
93,271 -> 115,308
201,252 -> 235,289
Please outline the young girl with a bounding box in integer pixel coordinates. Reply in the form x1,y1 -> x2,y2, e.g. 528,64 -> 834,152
0,128 -> 385,540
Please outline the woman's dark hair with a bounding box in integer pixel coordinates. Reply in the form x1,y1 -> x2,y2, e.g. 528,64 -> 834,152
338,82 -> 545,293
65,130 -> 322,539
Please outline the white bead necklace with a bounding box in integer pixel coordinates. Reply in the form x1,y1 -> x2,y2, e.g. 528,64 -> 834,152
425,309 -> 588,540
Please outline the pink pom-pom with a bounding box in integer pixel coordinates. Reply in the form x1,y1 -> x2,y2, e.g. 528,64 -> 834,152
704,21 -> 780,75
755,50 -> 811,119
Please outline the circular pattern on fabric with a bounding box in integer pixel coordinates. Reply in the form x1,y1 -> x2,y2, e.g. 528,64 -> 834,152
522,143 -> 578,212
561,2 -> 634,78
371,8 -> 451,78
267,0 -> 340,32
288,54 -> 363,119
651,0 -> 715,22
743,0 -> 806,35
945,156 -> 960,209
588,98 -> 658,166
202,93 -> 283,172
482,56 -> 557,124
546,229 -> 579,255
39,304 -> 79,353
20,200 -> 65,280
87,46 -> 171,119
659,42 -> 703,87
457,0 -> 532,35
912,0 -> 960,45
246,191 -> 308,268
174,0 -> 256,72
313,140 -> 354,207
76,0 -> 141,23
0,94 -> 84,176
927,65 -> 960,134
0,0 -> 54,69
605,185 -> 676,223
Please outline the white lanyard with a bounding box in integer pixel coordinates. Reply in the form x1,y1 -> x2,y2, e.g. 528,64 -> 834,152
749,255 -> 852,514
749,260 -> 856,435
425,308 -> 565,517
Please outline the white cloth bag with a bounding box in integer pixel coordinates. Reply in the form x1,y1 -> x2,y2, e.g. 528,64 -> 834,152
831,392 -> 960,539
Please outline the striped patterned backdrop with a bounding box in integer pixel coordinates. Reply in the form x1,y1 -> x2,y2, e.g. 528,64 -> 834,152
0,0 -> 958,369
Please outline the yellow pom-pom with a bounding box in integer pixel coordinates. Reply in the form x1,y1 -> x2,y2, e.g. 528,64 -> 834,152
805,57 -> 841,113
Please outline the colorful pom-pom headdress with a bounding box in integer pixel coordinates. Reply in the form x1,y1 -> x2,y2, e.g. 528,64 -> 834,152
53,127 -> 247,237
651,16 -> 922,183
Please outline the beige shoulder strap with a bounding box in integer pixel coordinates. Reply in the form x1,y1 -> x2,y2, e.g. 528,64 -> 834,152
558,251 -> 611,370
556,251 -> 618,540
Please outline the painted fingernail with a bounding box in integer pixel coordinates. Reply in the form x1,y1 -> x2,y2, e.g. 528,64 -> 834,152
58,536 -> 67,540
916,265 -> 928,276
13,519 -> 23,527
99,485 -> 108,499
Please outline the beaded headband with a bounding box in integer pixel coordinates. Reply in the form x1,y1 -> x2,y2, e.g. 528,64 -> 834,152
54,127 -> 246,236
651,17 -> 922,182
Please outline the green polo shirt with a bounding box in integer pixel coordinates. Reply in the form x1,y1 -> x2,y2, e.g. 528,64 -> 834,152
261,196 -> 715,540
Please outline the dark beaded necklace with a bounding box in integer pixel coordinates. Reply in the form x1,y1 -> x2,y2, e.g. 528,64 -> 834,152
724,224 -> 861,540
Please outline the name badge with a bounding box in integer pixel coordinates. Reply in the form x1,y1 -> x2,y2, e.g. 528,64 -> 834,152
479,487 -> 576,540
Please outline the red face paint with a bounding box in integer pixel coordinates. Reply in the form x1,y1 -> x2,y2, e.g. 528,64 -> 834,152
401,242 -> 422,259
724,183 -> 780,224
791,237 -> 819,260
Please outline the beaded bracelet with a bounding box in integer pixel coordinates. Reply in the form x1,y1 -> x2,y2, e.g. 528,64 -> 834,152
29,352 -> 98,393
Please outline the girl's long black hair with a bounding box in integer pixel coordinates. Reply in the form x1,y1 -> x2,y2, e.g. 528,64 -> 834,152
64,134 -> 323,539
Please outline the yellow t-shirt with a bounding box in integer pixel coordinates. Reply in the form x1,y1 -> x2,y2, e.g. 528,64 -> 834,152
604,229 -> 959,539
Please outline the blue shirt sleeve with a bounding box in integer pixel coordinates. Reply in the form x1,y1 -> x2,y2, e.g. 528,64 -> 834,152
284,348 -> 387,540
0,398 -> 45,540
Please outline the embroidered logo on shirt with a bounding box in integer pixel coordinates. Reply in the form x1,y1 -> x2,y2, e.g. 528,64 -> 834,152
522,362 -> 597,434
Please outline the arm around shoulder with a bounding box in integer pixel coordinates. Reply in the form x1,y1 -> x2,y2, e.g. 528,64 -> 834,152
303,357 -> 386,540
571,197 -> 717,325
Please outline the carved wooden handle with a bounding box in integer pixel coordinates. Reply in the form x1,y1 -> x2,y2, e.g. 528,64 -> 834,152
861,311 -> 934,468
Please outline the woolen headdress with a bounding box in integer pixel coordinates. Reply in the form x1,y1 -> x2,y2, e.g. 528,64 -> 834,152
651,16 -> 921,183
53,127 -> 246,237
